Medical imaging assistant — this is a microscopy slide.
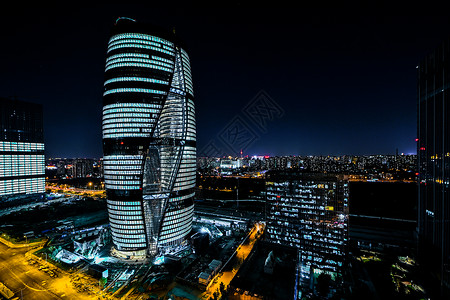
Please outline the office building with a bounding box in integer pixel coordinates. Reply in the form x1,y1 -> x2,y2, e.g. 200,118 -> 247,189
0,98 -> 45,200
72,158 -> 94,178
265,171 -> 349,286
417,39 -> 450,290
102,18 -> 196,258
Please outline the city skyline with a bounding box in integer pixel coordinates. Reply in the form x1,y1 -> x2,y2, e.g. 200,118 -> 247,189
3,6 -> 450,158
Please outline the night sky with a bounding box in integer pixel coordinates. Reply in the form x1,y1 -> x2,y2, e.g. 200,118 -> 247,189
2,6 -> 450,158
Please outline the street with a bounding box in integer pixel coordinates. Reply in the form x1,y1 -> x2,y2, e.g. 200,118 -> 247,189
202,222 -> 265,299
0,242 -> 94,299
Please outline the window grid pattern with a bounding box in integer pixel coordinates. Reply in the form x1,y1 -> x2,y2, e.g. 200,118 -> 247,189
103,25 -> 196,254
0,141 -> 45,196
103,103 -> 161,139
265,174 -> 348,275
103,155 -> 143,190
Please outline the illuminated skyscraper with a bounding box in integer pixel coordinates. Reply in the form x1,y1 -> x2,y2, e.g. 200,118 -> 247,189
102,18 -> 196,258
0,98 -> 45,199
417,39 -> 450,291
265,171 -> 348,286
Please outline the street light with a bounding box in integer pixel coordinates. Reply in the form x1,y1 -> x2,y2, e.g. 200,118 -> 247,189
23,235 -> 28,251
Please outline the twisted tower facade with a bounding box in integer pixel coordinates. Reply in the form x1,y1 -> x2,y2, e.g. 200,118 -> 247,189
102,18 -> 196,257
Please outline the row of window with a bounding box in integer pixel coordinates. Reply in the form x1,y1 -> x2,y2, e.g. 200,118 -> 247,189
161,212 -> 193,232
168,192 -> 195,203
104,155 -> 143,160
152,55 -> 174,64
103,133 -> 150,139
0,142 -> 44,152
109,38 -> 163,50
109,33 -> 174,47
110,225 -> 144,235
163,206 -> 194,223
103,113 -> 158,121
104,102 -> 162,110
175,174 -> 196,184
103,87 -> 167,96
178,161 -> 197,168
103,118 -> 156,125
108,43 -> 174,56
180,48 -> 190,60
105,61 -> 172,72
0,155 -> 44,162
104,165 -> 141,171
102,122 -> 154,130
173,182 -> 196,191
0,177 -> 45,196
108,38 -> 174,53
106,57 -> 173,69
159,220 -> 191,243
174,177 -> 196,185
109,218 -> 144,226
107,200 -> 140,206
175,166 -> 197,174
109,208 -> 142,216
112,236 -> 146,244
112,231 -> 146,239
103,127 -> 151,134
105,182 -> 141,190
107,204 -> 141,211
103,131 -> 152,139
109,213 -> 142,220
160,218 -> 192,237
106,52 -> 148,62
104,170 -> 141,176
103,163 -> 142,169
0,169 -> 44,177
182,58 -> 191,73
103,127 -> 141,134
186,134 -> 196,141
0,155 -> 44,177
104,76 -> 168,86
110,224 -> 145,232
105,175 -> 140,181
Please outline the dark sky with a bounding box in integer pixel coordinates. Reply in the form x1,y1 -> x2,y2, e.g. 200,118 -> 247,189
2,6 -> 450,158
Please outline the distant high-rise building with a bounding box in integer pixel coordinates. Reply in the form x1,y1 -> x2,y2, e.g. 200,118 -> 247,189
265,171 -> 349,286
417,39 -> 450,290
56,160 -> 66,177
0,98 -> 45,199
72,159 -> 94,178
102,18 -> 196,258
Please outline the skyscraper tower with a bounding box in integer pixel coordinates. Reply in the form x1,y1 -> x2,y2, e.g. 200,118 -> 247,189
417,39 -> 450,292
102,18 -> 196,258
0,97 -> 45,200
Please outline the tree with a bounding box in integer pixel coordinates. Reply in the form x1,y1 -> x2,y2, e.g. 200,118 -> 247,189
219,282 -> 226,295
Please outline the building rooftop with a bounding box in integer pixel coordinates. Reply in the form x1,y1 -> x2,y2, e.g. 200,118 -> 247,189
229,241 -> 297,300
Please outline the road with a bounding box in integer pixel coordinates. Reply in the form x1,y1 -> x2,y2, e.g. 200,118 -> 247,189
0,242 -> 94,299
202,222 -> 265,299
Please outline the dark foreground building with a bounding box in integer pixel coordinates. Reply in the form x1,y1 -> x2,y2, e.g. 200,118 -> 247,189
102,18 -> 196,258
265,171 -> 349,292
417,39 -> 450,293
0,97 -> 45,200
